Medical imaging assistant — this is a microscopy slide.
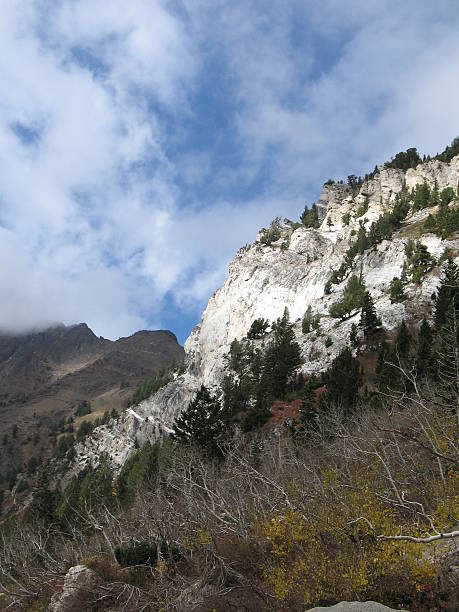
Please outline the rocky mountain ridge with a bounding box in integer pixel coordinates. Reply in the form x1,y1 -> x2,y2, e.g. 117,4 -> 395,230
71,151 -> 459,476
0,324 -> 184,484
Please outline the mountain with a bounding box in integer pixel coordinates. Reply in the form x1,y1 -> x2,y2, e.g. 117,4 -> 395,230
0,324 -> 184,475
70,148 -> 459,474
3,143 -> 459,611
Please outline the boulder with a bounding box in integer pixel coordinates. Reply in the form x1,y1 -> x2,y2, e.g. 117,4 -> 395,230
49,565 -> 97,612
309,602 -> 406,611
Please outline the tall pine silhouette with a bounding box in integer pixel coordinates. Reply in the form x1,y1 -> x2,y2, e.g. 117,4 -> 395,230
434,259 -> 459,330
359,291 -> 381,337
172,385 -> 226,457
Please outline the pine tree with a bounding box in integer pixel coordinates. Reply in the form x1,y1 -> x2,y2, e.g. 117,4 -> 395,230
329,275 -> 366,320
302,305 -> 313,334
434,259 -> 459,330
349,322 -> 360,348
326,347 -> 362,412
247,318 -> 269,339
396,320 -> 411,358
115,442 -> 160,505
436,307 -> 459,420
300,203 -> 319,228
299,382 -> 317,430
29,468 -> 56,524
359,291 -> 381,337
262,308 -> 303,400
416,318 -> 435,379
390,277 -> 405,303
172,386 -> 226,457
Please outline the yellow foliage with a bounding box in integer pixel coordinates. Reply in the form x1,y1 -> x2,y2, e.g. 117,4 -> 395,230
156,559 -> 169,575
259,470 -> 437,606
183,534 -> 193,552
432,470 -> 459,527
197,528 -> 212,545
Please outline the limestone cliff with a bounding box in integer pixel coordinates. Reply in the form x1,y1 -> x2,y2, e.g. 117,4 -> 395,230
70,153 -> 459,475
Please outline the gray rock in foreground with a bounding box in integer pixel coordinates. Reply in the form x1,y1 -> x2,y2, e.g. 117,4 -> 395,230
309,602 -> 407,612
49,565 -> 97,611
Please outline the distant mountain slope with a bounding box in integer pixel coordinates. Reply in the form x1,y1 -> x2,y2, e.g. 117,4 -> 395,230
0,324 -> 184,476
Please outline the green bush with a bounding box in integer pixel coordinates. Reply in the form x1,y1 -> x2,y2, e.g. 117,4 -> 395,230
115,541 -> 158,567
355,196 -> 369,218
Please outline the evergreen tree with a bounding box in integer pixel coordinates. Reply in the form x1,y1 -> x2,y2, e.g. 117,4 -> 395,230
29,468 -> 56,524
396,320 -> 412,358
116,442 -> 160,505
359,291 -> 381,337
242,401 -> 272,431
77,454 -> 113,511
262,308 -> 303,401
56,473 -> 84,528
326,347 -> 362,412
224,339 -> 263,416
406,241 -> 435,284
300,203 -> 319,228
436,307 -> 459,414
376,341 -> 397,392
435,136 -> 459,163
329,275 -> 366,320
172,386 -> 226,457
349,323 -> 360,349
390,277 -> 405,303
247,318 -> 269,339
302,305 -> 313,334
412,181 -> 431,210
385,147 -> 421,171
416,318 -> 435,379
434,259 -> 459,330
299,382 -> 317,430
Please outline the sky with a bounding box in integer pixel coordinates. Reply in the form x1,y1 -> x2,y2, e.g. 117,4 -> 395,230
1,1 -> 459,344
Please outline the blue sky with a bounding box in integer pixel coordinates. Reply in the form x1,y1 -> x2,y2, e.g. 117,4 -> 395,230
0,1 -> 459,344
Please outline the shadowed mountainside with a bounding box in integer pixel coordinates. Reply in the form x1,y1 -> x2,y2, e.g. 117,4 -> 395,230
0,323 -> 184,475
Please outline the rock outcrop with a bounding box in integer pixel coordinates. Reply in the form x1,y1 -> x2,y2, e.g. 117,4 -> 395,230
49,565 -> 97,612
71,154 -> 459,475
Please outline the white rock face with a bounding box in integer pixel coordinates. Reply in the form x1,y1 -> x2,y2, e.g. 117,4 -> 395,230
71,154 -> 459,475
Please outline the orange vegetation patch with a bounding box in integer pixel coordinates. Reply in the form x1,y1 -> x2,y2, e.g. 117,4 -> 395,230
266,386 -> 326,428
268,399 -> 302,426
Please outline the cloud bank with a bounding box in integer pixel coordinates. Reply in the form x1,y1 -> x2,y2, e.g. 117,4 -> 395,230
0,0 -> 458,341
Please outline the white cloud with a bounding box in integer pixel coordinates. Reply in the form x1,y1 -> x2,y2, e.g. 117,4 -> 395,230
0,1 -> 458,340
